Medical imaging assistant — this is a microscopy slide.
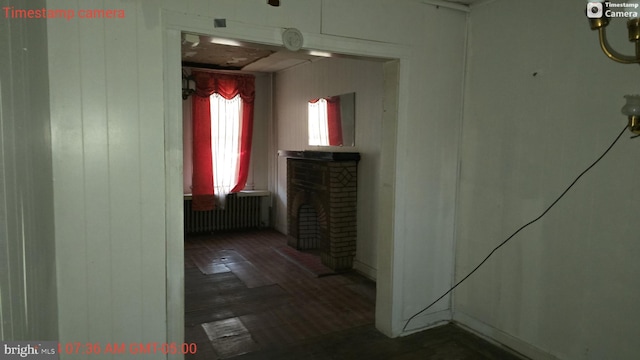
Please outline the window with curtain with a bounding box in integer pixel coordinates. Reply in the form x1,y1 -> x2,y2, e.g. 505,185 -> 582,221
308,98 -> 330,146
210,93 -> 242,205
191,71 -> 255,211
308,96 -> 343,146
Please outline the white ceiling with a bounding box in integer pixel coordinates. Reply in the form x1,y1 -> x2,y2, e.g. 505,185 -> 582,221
181,34 -> 328,73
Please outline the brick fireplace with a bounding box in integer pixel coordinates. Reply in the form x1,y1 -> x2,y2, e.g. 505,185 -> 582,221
280,150 -> 360,271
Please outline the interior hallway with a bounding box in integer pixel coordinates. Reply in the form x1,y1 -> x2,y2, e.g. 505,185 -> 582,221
184,230 -> 524,359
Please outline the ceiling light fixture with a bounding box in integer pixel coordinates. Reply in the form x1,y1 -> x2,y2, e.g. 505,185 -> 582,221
586,0 -> 640,134
208,37 -> 242,47
308,50 -> 332,57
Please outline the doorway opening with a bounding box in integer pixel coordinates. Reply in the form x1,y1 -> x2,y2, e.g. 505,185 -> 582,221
164,19 -> 403,353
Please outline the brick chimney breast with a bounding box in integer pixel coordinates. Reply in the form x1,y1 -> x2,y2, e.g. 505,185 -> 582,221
281,151 -> 360,271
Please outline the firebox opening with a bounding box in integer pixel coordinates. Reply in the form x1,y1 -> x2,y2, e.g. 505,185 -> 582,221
298,204 -> 320,250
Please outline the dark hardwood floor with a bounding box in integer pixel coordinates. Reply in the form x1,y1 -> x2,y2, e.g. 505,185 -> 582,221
184,229 -> 524,359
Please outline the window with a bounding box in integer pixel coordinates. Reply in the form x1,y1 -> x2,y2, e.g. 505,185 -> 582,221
190,71 -> 255,211
307,96 -> 343,146
308,98 -> 330,146
210,93 -> 242,201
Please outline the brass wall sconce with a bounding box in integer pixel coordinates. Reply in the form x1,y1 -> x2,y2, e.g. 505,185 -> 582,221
587,2 -> 640,134
588,16 -> 640,64
622,95 -> 640,134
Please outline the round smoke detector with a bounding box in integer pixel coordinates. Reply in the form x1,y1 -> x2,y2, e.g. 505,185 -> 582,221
282,28 -> 303,51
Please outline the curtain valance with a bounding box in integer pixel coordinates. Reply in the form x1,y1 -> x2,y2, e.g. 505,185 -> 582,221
193,71 -> 255,103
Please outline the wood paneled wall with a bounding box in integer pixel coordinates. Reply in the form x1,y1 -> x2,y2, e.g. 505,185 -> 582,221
0,0 -> 58,341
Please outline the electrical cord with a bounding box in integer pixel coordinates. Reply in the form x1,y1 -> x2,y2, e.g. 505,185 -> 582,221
402,125 -> 629,332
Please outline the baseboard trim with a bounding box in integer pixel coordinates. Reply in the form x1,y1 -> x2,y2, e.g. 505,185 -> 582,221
453,311 -> 561,360
353,259 -> 377,281
399,308 -> 451,336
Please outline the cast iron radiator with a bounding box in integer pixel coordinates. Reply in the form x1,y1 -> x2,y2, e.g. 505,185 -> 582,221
184,193 -> 263,233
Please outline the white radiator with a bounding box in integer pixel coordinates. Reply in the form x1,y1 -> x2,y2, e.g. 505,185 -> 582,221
184,192 -> 269,233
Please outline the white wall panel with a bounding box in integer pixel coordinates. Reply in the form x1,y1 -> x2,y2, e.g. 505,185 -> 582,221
48,0 -> 167,355
374,5 -> 466,334
105,0 -> 144,343
249,73 -> 271,190
161,0 -> 322,34
137,2 -> 168,342
78,0 -> 113,345
457,0 -> 640,358
0,0 -> 58,341
321,0 -> 423,44
48,0 -> 90,347
396,5 -> 467,327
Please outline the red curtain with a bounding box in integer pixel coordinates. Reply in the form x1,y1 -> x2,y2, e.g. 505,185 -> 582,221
192,95 -> 215,210
326,96 -> 343,146
191,71 -> 255,211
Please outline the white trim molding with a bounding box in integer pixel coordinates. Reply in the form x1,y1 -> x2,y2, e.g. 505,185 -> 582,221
454,311 -> 562,360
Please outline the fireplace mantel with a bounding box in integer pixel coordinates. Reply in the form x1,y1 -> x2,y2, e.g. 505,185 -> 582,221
278,150 -> 360,162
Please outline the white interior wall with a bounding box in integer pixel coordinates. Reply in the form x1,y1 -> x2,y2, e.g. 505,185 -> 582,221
46,0 -> 466,351
456,1 -> 640,359
0,0 -> 58,340
250,73 -> 271,191
182,71 -> 271,193
273,57 -> 384,279
48,0 -> 167,353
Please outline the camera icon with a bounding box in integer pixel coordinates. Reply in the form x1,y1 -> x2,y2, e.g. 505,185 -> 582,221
587,2 -> 603,18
